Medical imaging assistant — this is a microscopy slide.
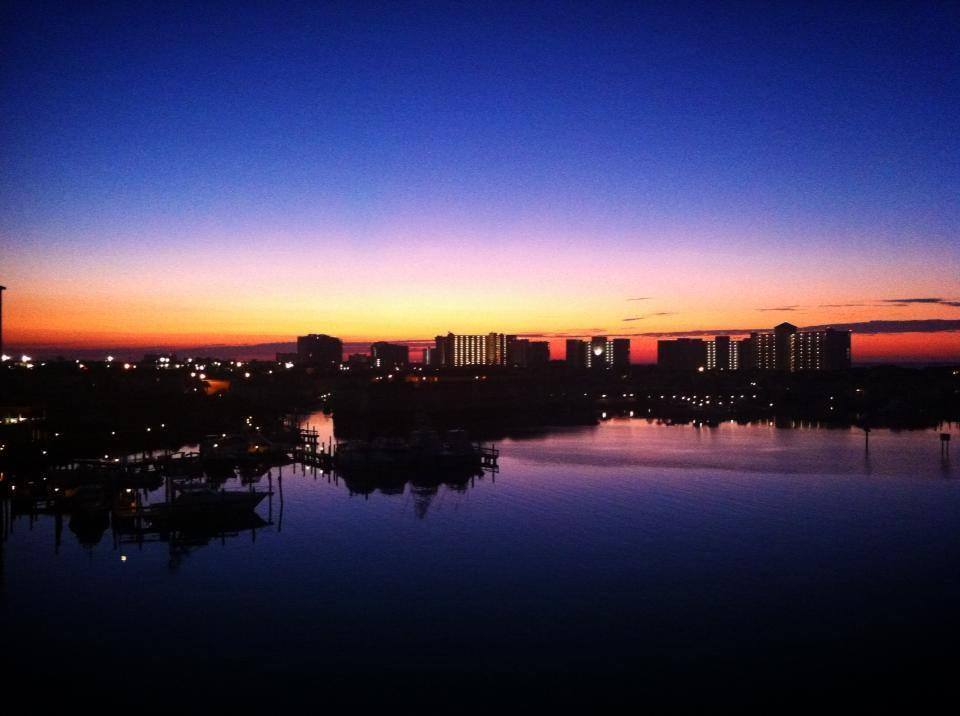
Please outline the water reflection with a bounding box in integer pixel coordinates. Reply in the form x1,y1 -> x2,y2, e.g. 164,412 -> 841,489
3,413 -> 960,698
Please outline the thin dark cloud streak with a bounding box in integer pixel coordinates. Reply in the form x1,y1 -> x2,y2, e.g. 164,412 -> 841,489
882,297 -> 960,307
634,319 -> 960,337
623,312 -> 677,321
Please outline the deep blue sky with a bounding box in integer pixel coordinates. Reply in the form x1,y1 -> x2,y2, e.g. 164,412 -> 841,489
1,1 -> 958,352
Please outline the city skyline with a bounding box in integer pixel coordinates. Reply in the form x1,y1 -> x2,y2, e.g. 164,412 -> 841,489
2,2 -> 958,363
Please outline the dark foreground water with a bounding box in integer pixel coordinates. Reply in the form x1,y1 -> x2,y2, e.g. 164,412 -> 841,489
4,415 -> 959,705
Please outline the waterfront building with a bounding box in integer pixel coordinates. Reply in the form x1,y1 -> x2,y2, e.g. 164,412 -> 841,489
567,336 -> 630,369
792,328 -> 852,370
346,353 -> 370,368
565,339 -> 587,369
610,338 -> 631,368
528,341 -> 550,366
504,337 -> 551,367
296,334 -> 343,368
657,338 -> 707,370
661,323 -> 851,371
506,336 -> 529,367
433,333 -> 508,367
706,335 -> 739,371
370,341 -> 409,369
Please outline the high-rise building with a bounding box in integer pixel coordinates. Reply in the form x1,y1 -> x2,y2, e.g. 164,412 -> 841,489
610,338 -> 631,368
706,335 -> 739,371
433,333 -> 508,367
657,338 -> 707,370
505,337 -> 552,367
662,324 -> 851,371
528,341 -> 550,366
587,336 -> 608,368
296,334 -> 343,368
567,336 -> 630,369
792,328 -> 851,371
370,341 -> 409,369
566,339 -> 587,369
774,322 -> 797,371
506,336 -> 529,367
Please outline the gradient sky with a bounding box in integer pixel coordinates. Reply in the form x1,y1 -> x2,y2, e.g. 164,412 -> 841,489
1,1 -> 958,361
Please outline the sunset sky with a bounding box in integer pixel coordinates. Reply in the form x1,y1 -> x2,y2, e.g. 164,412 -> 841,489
2,2 -> 958,362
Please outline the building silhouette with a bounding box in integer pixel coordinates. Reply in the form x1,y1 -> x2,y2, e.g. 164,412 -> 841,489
660,323 -> 851,371
296,334 -> 343,368
610,338 -> 631,368
432,333 -> 507,367
370,341 -> 409,369
566,336 -> 630,369
528,340 -> 550,366
657,338 -> 707,371
505,337 -> 551,367
565,339 -> 587,369
706,335 -> 739,370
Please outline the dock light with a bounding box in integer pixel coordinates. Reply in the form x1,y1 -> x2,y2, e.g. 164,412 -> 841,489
244,372 -> 251,378
111,431 -> 116,435
106,355 -> 114,362
1,354 -> 10,362
199,373 -> 206,380
121,555 -> 127,562
125,488 -> 132,493
21,355 -> 32,363
123,363 -> 131,370
284,362 -> 294,369
103,454 -> 108,459
146,427 -> 151,432
160,423 -> 165,428
213,443 -> 219,448
698,366 -> 705,372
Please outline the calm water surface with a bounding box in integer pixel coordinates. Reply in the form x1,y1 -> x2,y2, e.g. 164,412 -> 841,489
4,416 -> 959,699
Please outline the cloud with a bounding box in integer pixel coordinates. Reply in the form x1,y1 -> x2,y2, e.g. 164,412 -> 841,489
623,312 -> 676,321
882,297 -> 960,307
627,297 -> 652,301
803,320 -> 960,334
819,303 -> 869,308
757,306 -> 800,312
635,319 -> 960,338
